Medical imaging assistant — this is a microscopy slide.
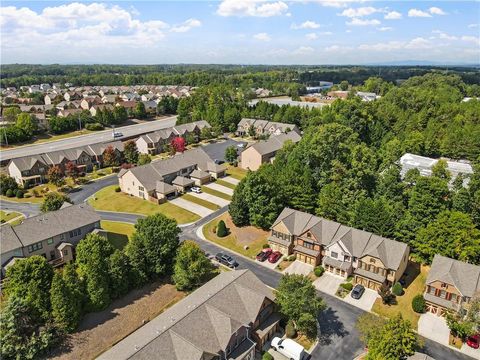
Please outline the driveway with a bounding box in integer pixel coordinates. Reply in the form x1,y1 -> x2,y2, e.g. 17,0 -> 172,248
202,138 -> 246,162
461,343 -> 480,358
314,273 -> 344,296
418,313 -> 450,345
169,197 -> 214,217
255,258 -> 280,270
343,288 -> 379,312
282,260 -> 313,276
204,183 -> 234,196
222,176 -> 240,186
188,191 -> 230,207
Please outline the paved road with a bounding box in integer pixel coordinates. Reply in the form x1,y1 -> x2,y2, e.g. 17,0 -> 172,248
0,116 -> 177,161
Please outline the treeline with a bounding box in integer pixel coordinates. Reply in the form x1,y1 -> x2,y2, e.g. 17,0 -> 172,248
0,214 -> 217,359
230,73 -> 480,265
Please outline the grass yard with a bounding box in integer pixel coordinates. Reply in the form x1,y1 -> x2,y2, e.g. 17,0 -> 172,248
202,212 -> 268,258
372,262 -> 428,329
89,185 -> 200,224
0,129 -> 95,149
201,186 -> 232,201
1,181 -> 76,204
215,179 -> 236,190
100,221 -> 136,250
226,165 -> 248,181
0,210 -> 23,224
181,194 -> 220,211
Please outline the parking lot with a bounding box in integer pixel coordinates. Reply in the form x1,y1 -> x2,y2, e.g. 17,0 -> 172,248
202,138 -> 247,162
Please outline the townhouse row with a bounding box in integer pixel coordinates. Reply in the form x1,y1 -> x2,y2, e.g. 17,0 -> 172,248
236,118 -> 301,138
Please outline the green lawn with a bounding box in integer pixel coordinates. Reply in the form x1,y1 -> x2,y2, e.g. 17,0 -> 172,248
89,185 -> 200,224
181,194 -> 220,211
0,210 -> 23,223
215,179 -> 236,190
226,165 -> 248,181
100,221 -> 135,250
372,262 -> 428,330
201,186 -> 232,201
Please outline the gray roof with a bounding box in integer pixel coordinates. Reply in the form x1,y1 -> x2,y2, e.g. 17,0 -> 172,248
172,176 -> 195,186
426,254 -> 480,297
9,155 -> 47,171
408,353 -> 435,360
98,270 -> 274,360
155,181 -> 176,194
248,132 -> 301,156
0,204 -> 100,257
190,169 -> 210,179
272,208 -> 409,270
354,267 -> 386,284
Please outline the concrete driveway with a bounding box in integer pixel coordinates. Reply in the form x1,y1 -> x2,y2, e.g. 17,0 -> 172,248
460,343 -> 480,358
343,288 -> 379,311
314,273 -> 344,296
256,258 -> 280,270
169,197 -> 214,217
222,176 -> 240,186
418,313 -> 450,345
188,191 -> 230,207
283,260 -> 313,276
204,183 -> 234,196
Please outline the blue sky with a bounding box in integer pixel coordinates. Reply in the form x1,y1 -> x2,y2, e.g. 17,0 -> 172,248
1,1 -> 479,64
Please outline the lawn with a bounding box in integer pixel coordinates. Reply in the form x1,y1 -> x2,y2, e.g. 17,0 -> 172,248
202,212 -> 268,258
100,221 -> 136,250
89,185 -> 200,224
201,186 -> 232,201
181,194 -> 220,211
226,165 -> 248,181
0,210 -> 23,223
372,261 -> 428,329
0,181 -> 75,204
0,129 -> 95,149
215,179 -> 236,190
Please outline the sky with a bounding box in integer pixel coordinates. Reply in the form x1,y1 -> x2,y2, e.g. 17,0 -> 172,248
1,0 -> 479,65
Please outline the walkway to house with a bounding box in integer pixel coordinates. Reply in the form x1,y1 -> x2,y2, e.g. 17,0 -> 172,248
313,272 -> 344,296
222,176 -> 241,186
204,182 -> 234,196
282,260 -> 313,276
418,313 -> 450,346
169,197 -> 214,217
188,191 -> 230,207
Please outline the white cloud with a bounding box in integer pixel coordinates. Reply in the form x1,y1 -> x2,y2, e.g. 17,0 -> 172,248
253,32 -> 271,41
320,31 -> 333,35
429,7 -> 447,15
325,45 -> 353,52
293,46 -> 314,55
339,7 -> 381,18
432,30 -> 457,41
347,18 -> 381,26
405,37 -> 432,49
171,18 -> 201,33
359,37 -> 433,51
305,33 -> 318,40
377,27 -> 392,32
468,24 -> 479,29
291,20 -> 321,29
384,11 -> 402,20
217,0 -> 288,17
316,0 -> 367,8
462,35 -> 480,46
408,9 -> 432,18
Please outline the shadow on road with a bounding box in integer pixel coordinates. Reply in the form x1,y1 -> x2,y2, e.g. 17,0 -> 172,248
318,307 -> 349,346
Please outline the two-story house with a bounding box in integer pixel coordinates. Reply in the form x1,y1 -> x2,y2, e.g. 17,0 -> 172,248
424,254 -> 480,316
236,118 -> 300,137
7,155 -> 49,187
99,270 -> 281,360
268,208 -> 410,290
1,203 -> 101,274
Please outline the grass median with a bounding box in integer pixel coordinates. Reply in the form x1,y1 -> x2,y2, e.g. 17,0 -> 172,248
201,186 -> 232,201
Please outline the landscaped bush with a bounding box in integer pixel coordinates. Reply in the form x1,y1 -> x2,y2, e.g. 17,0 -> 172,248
15,189 -> 24,198
217,220 -> 228,237
6,189 -> 14,197
287,255 -> 296,261
285,320 -> 297,338
262,352 -> 274,360
24,193 -> 31,198
392,282 -> 404,296
115,186 -> 121,192
262,243 -> 270,249
85,122 -> 104,131
341,282 -> 353,291
314,266 -> 325,277
412,294 -> 426,313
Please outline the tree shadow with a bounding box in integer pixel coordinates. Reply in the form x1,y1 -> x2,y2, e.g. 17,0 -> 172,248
317,307 -> 349,346
400,261 -> 421,288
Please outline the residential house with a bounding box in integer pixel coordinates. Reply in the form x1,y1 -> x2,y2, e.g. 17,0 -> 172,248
424,254 -> 480,316
98,270 -> 281,360
268,208 -> 410,290
101,94 -> 118,104
236,118 -> 300,137
240,132 -> 301,171
141,100 -> 157,114
1,204 -> 101,273
86,141 -> 124,167
64,91 -> 81,102
237,118 -> 258,136
7,155 -> 49,187
116,101 -> 137,116
44,93 -> 57,105
90,104 -> 114,117
80,96 -> 102,110
57,108 -> 83,118
43,148 -> 94,173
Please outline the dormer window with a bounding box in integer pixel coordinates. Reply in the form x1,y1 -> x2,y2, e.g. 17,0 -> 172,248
441,283 -> 447,288
306,232 -> 311,238
370,258 -> 376,264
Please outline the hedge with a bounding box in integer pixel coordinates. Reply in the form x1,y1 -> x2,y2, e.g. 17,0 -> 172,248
412,294 -> 426,313
314,266 -> 325,277
340,283 -> 353,291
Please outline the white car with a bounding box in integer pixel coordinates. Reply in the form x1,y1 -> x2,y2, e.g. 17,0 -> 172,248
113,131 -> 123,138
191,186 -> 202,194
271,337 -> 307,360
237,143 -> 245,148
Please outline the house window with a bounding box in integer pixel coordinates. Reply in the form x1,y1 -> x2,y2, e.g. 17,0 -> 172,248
440,290 -> 447,299
331,252 -> 338,259
69,228 -> 81,238
370,258 -> 376,263
60,234 -> 64,240
64,250 -> 68,256
139,186 -> 145,191
50,250 -> 55,260
303,241 -> 314,250
306,232 -> 311,238
47,238 -> 54,245
344,255 -> 351,262
27,242 -> 43,253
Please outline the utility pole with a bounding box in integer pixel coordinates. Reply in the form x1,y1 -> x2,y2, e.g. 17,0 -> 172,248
78,114 -> 82,131
3,126 -> 8,146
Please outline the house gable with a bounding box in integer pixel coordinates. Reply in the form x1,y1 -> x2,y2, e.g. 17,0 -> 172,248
359,254 -> 386,269
271,221 -> 291,235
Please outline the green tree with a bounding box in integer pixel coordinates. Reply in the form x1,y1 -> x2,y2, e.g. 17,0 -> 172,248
229,179 -> 250,227
172,240 -> 217,290
16,113 -> 37,137
355,313 -> 386,346
108,249 -> 133,299
351,196 -> 399,238
0,174 -> 18,195
225,145 -> 238,164
40,192 -> 71,212
47,165 -> 65,186
339,80 -> 349,91
431,159 -> 451,181
124,140 -> 139,164
217,220 -> 228,237
134,102 -> 147,119
137,153 -> 152,165
2,106 -> 21,123
113,105 -> 128,123
103,145 -> 119,167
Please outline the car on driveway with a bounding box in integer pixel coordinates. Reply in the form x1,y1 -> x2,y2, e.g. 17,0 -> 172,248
268,251 -> 282,263
191,186 -> 202,194
467,334 -> 479,349
256,248 -> 272,262
215,253 -> 238,268
351,284 -> 365,299
214,159 -> 225,165
271,337 -> 307,360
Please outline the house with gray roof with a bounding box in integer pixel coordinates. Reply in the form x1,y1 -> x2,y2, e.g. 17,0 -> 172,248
236,118 -> 300,137
7,155 -> 49,187
1,203 -> 101,273
98,270 -> 281,360
424,254 -> 480,316
269,208 -> 410,290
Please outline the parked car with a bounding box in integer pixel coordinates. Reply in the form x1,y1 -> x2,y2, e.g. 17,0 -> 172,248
268,251 -> 282,263
214,159 -> 225,165
237,143 -> 245,148
466,334 -> 479,349
351,284 -> 365,299
271,337 -> 307,360
191,186 -> 202,194
215,253 -> 238,268
113,131 -> 123,138
256,248 -> 272,262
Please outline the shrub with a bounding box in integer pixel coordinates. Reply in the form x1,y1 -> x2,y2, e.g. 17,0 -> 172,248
392,282 -> 404,296
262,243 -> 271,249
288,255 -> 296,261
314,266 -> 325,277
32,189 -> 40,197
341,282 -> 353,291
285,320 -> 297,338
15,189 -> 24,198
6,189 -> 14,197
217,220 -> 228,237
412,294 -> 426,313
262,352 -> 274,360
85,122 -> 104,131
24,193 -> 31,198
115,186 -> 121,193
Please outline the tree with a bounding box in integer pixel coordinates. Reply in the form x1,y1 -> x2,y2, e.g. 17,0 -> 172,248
413,210 -> 480,264
355,313 -> 386,346
171,136 -> 186,153
224,146 -> 238,164
138,153 -> 152,165
3,256 -> 54,320
126,213 -> 180,282
412,294 -> 426,313
113,105 -> 128,123
2,106 -> 21,123
172,241 -> 217,291
431,159 -> 451,182
103,145 -> 119,167
47,165 -> 65,186
392,282 -> 403,296
339,80 -> 349,91
216,220 -> 228,237
229,179 -> 250,227
446,311 -> 475,340
276,274 -> 326,338
465,294 -> 480,331
0,174 -> 18,195
124,140 -> 139,164
75,233 -> 115,311
16,113 -> 37,137
40,192 -> 71,212
108,249 -> 133,299
366,314 -> 418,360
65,161 -> 80,182
200,126 -> 214,141
378,284 -> 396,305
134,102 -> 147,119
351,196 -> 399,238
